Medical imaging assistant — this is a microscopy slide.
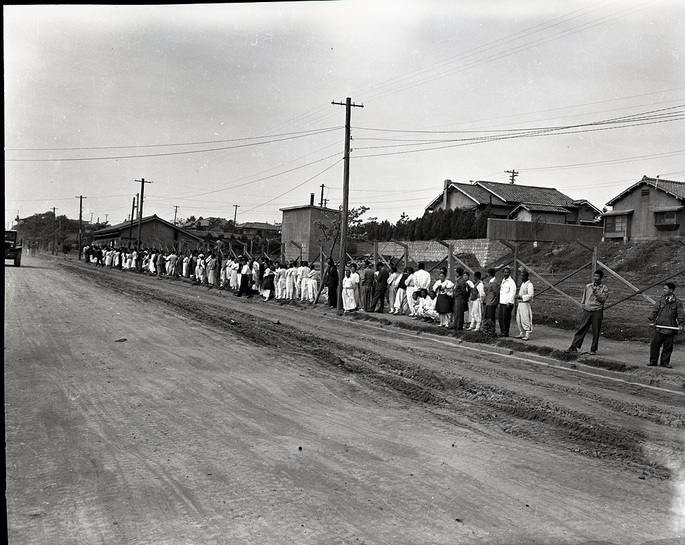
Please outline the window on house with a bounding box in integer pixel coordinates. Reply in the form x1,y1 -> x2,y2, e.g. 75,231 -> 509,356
605,216 -> 626,232
654,211 -> 677,225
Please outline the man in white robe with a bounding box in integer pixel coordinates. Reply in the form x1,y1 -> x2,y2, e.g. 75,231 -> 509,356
515,270 -> 534,340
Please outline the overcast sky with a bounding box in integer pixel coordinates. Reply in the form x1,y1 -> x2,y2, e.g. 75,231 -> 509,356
4,1 -> 684,227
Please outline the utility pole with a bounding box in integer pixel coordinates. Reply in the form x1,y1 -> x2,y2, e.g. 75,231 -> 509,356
52,207 -> 58,254
135,178 -> 152,250
75,196 -> 86,260
233,204 -> 240,225
173,205 -> 179,225
505,169 -> 519,184
128,195 -> 137,249
105,214 -> 108,223
332,97 -> 363,313
319,184 -> 325,207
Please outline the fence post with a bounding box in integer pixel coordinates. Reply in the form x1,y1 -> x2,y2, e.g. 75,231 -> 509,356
513,243 -> 519,285
448,241 -> 455,282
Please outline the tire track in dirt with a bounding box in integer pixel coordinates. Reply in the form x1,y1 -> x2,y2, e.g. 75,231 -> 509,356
62,262 -> 682,480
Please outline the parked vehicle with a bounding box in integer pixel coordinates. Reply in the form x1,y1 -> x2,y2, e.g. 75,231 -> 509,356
5,230 -> 22,267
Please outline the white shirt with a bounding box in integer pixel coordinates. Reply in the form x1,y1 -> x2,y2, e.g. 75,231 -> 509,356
412,269 -> 432,290
518,280 -> 534,303
499,276 -> 517,305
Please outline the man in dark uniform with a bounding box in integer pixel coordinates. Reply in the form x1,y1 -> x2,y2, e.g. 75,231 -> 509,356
648,282 -> 684,368
325,257 -> 339,308
369,262 -> 390,313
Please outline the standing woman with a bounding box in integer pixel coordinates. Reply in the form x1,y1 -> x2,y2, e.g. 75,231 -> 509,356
307,263 -> 320,303
349,263 -> 361,310
387,265 -> 400,314
433,268 -> 454,327
285,262 -> 297,300
261,259 -> 275,300
342,268 -> 357,313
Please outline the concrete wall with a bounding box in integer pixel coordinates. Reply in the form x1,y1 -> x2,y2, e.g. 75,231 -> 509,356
353,239 -> 510,268
281,206 -> 340,263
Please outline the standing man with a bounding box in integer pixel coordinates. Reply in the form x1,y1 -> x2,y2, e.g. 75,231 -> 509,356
369,262 -> 390,313
360,261 -> 375,311
412,262 -> 432,292
467,271 -> 485,331
483,268 -> 499,325
566,270 -> 609,355
648,282 -> 684,368
515,270 -> 534,340
498,267 -> 517,337
453,267 -> 468,331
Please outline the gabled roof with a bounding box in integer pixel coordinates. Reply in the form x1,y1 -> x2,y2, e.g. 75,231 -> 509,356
425,181 -> 508,211
510,203 -> 572,215
93,214 -> 202,241
239,221 -> 280,231
475,180 -> 577,208
571,199 -> 603,215
605,175 -> 685,206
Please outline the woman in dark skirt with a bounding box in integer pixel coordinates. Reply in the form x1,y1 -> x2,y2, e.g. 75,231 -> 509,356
433,268 -> 454,327
261,258 -> 276,300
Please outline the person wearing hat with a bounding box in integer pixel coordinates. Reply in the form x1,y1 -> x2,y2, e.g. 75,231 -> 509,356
648,282 -> 684,368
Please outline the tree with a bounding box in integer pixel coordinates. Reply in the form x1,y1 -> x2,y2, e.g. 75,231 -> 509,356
315,205 -> 369,257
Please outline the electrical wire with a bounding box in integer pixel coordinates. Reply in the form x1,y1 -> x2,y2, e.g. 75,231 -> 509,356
6,127 -> 341,162
240,158 -> 343,214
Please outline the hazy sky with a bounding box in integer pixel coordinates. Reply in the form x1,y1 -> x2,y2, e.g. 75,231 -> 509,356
5,1 -> 684,227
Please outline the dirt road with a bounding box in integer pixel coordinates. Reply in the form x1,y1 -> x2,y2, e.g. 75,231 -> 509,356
5,255 -> 685,545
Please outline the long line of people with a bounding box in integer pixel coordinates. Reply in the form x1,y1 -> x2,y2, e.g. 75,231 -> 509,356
339,260 -> 534,339
80,245 -> 325,303
80,245 -> 534,339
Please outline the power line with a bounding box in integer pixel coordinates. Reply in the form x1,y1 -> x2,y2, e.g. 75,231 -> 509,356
241,158 -> 343,215
359,1 -> 663,104
6,127 -> 340,162
6,126 -> 341,152
352,109 -> 684,158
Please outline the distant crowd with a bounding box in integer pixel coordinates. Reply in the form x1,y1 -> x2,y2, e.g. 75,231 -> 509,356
80,244 -> 683,367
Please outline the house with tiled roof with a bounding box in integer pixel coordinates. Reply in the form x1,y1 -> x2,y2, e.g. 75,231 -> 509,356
602,175 -> 685,241
237,221 -> 280,240
92,214 -> 203,250
426,179 -> 601,225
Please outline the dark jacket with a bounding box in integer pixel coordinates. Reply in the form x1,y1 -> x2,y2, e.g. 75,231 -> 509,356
375,267 -> 390,291
650,294 -> 684,335
327,264 -> 339,289
361,267 -> 375,287
454,277 -> 468,301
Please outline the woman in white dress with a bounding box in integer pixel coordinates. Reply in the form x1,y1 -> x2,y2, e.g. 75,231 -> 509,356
342,268 -> 357,312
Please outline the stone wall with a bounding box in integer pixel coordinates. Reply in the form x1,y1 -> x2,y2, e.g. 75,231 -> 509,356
352,239 -> 509,268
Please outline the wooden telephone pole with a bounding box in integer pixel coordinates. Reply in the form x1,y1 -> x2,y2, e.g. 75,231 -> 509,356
332,97 -> 363,312
75,196 -> 86,260
135,178 -> 152,250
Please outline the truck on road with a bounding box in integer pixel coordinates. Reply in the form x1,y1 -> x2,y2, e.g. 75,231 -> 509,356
5,230 -> 22,267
